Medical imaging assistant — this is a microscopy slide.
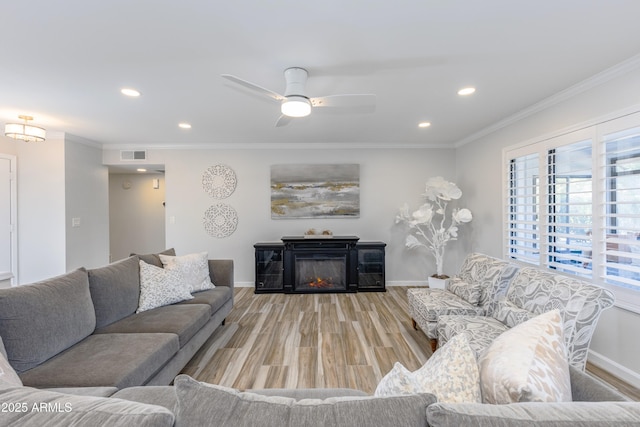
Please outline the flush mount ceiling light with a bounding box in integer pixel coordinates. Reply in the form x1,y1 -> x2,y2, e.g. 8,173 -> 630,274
457,87 -> 476,96
121,88 -> 141,97
281,95 -> 311,118
418,121 -> 431,128
4,115 -> 46,142
178,122 -> 192,129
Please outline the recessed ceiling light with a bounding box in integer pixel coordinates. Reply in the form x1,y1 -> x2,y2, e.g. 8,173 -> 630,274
178,123 -> 192,129
121,88 -> 141,97
418,122 -> 431,128
457,87 -> 476,96
137,168 -> 147,172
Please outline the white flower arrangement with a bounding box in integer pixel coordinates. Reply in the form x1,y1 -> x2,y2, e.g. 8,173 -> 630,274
396,176 -> 472,277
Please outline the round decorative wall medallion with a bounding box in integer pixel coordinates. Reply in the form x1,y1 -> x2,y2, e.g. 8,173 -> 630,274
202,164 -> 237,199
203,203 -> 238,238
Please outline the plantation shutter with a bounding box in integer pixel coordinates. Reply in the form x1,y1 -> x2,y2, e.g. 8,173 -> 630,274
507,152 -> 540,265
602,125 -> 640,290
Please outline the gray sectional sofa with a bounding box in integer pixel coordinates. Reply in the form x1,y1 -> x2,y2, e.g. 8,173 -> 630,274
0,252 -> 234,389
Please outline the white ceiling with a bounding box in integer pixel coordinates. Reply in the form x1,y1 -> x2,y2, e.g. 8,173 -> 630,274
2,1 -> 640,149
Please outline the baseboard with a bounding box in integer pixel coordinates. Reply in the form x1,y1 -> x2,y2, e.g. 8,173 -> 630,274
589,349 -> 640,389
386,280 -> 429,287
234,281 -> 254,288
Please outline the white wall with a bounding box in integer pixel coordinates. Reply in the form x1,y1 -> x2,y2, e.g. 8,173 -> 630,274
0,134 -> 66,283
0,133 -> 109,284
115,147 -> 461,285
65,136 -> 110,270
109,173 -> 166,261
455,66 -> 640,384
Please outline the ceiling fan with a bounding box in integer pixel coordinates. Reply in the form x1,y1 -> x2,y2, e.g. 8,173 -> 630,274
221,67 -> 376,127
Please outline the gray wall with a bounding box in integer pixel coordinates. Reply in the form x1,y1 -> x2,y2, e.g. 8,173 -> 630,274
455,66 -> 640,386
104,147 -> 463,285
65,136 -> 110,271
109,173 -> 166,261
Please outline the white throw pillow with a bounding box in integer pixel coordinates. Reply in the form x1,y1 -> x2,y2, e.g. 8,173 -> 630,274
159,252 -> 215,293
478,309 -> 572,404
0,348 -> 22,387
137,260 -> 193,313
375,333 -> 481,403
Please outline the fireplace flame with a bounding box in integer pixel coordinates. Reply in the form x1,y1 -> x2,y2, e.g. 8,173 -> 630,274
309,277 -> 334,288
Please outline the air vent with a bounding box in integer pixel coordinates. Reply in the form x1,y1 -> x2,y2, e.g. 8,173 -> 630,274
120,150 -> 147,161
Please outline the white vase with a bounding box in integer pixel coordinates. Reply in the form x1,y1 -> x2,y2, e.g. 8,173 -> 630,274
428,276 -> 448,289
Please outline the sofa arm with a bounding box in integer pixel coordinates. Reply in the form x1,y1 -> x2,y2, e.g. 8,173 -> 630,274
569,365 -> 628,402
426,402 -> 640,427
208,259 -> 234,288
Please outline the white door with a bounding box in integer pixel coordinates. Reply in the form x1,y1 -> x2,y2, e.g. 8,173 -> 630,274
0,154 -> 17,285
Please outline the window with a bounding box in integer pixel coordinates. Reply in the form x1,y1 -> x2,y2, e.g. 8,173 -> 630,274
505,112 -> 640,311
602,125 -> 640,290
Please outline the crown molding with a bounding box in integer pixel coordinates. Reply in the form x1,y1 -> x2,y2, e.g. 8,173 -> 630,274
103,141 -> 454,151
454,53 -> 640,148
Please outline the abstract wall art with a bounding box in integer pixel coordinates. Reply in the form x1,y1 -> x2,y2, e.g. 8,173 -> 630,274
271,164 -> 360,219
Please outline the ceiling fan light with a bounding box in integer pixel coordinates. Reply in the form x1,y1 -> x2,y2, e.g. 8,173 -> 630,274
4,116 -> 46,142
281,96 -> 311,118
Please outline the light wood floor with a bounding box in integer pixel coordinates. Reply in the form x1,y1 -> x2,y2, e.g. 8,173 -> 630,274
181,287 -> 432,394
181,286 -> 640,400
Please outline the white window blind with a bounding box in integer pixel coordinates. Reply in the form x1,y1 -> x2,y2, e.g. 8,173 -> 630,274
601,126 -> 640,291
507,153 -> 540,265
546,139 -> 593,277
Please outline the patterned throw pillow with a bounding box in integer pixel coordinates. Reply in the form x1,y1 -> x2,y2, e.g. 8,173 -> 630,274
375,334 -> 481,403
446,279 -> 483,305
137,260 -> 193,313
159,252 -> 215,293
478,309 -> 572,404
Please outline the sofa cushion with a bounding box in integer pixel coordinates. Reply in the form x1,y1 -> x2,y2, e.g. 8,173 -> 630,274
492,299 -> 534,328
88,256 -> 141,328
18,333 -> 179,389
113,386 -> 179,414
436,314 -> 508,356
478,310 -> 572,404
133,248 -> 176,268
174,375 -> 436,427
159,252 -> 215,292
0,386 -> 174,427
95,304 -> 211,347
446,278 -> 483,305
176,286 -> 233,315
0,268 -> 96,373
407,288 -> 484,323
137,260 -> 193,313
375,333 -> 481,403
426,402 -> 640,427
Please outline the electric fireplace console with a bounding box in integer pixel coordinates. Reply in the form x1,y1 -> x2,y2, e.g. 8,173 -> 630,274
254,236 -> 385,294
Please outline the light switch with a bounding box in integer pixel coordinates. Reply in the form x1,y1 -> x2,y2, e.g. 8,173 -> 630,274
72,217 -> 81,227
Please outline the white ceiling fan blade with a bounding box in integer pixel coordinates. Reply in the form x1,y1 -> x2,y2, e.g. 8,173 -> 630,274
310,94 -> 376,108
221,74 -> 284,101
275,115 -> 293,127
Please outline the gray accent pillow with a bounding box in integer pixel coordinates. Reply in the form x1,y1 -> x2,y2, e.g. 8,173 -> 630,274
174,375 -> 435,427
88,256 -> 141,328
132,248 -> 176,268
0,386 -> 174,427
0,269 -> 96,373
